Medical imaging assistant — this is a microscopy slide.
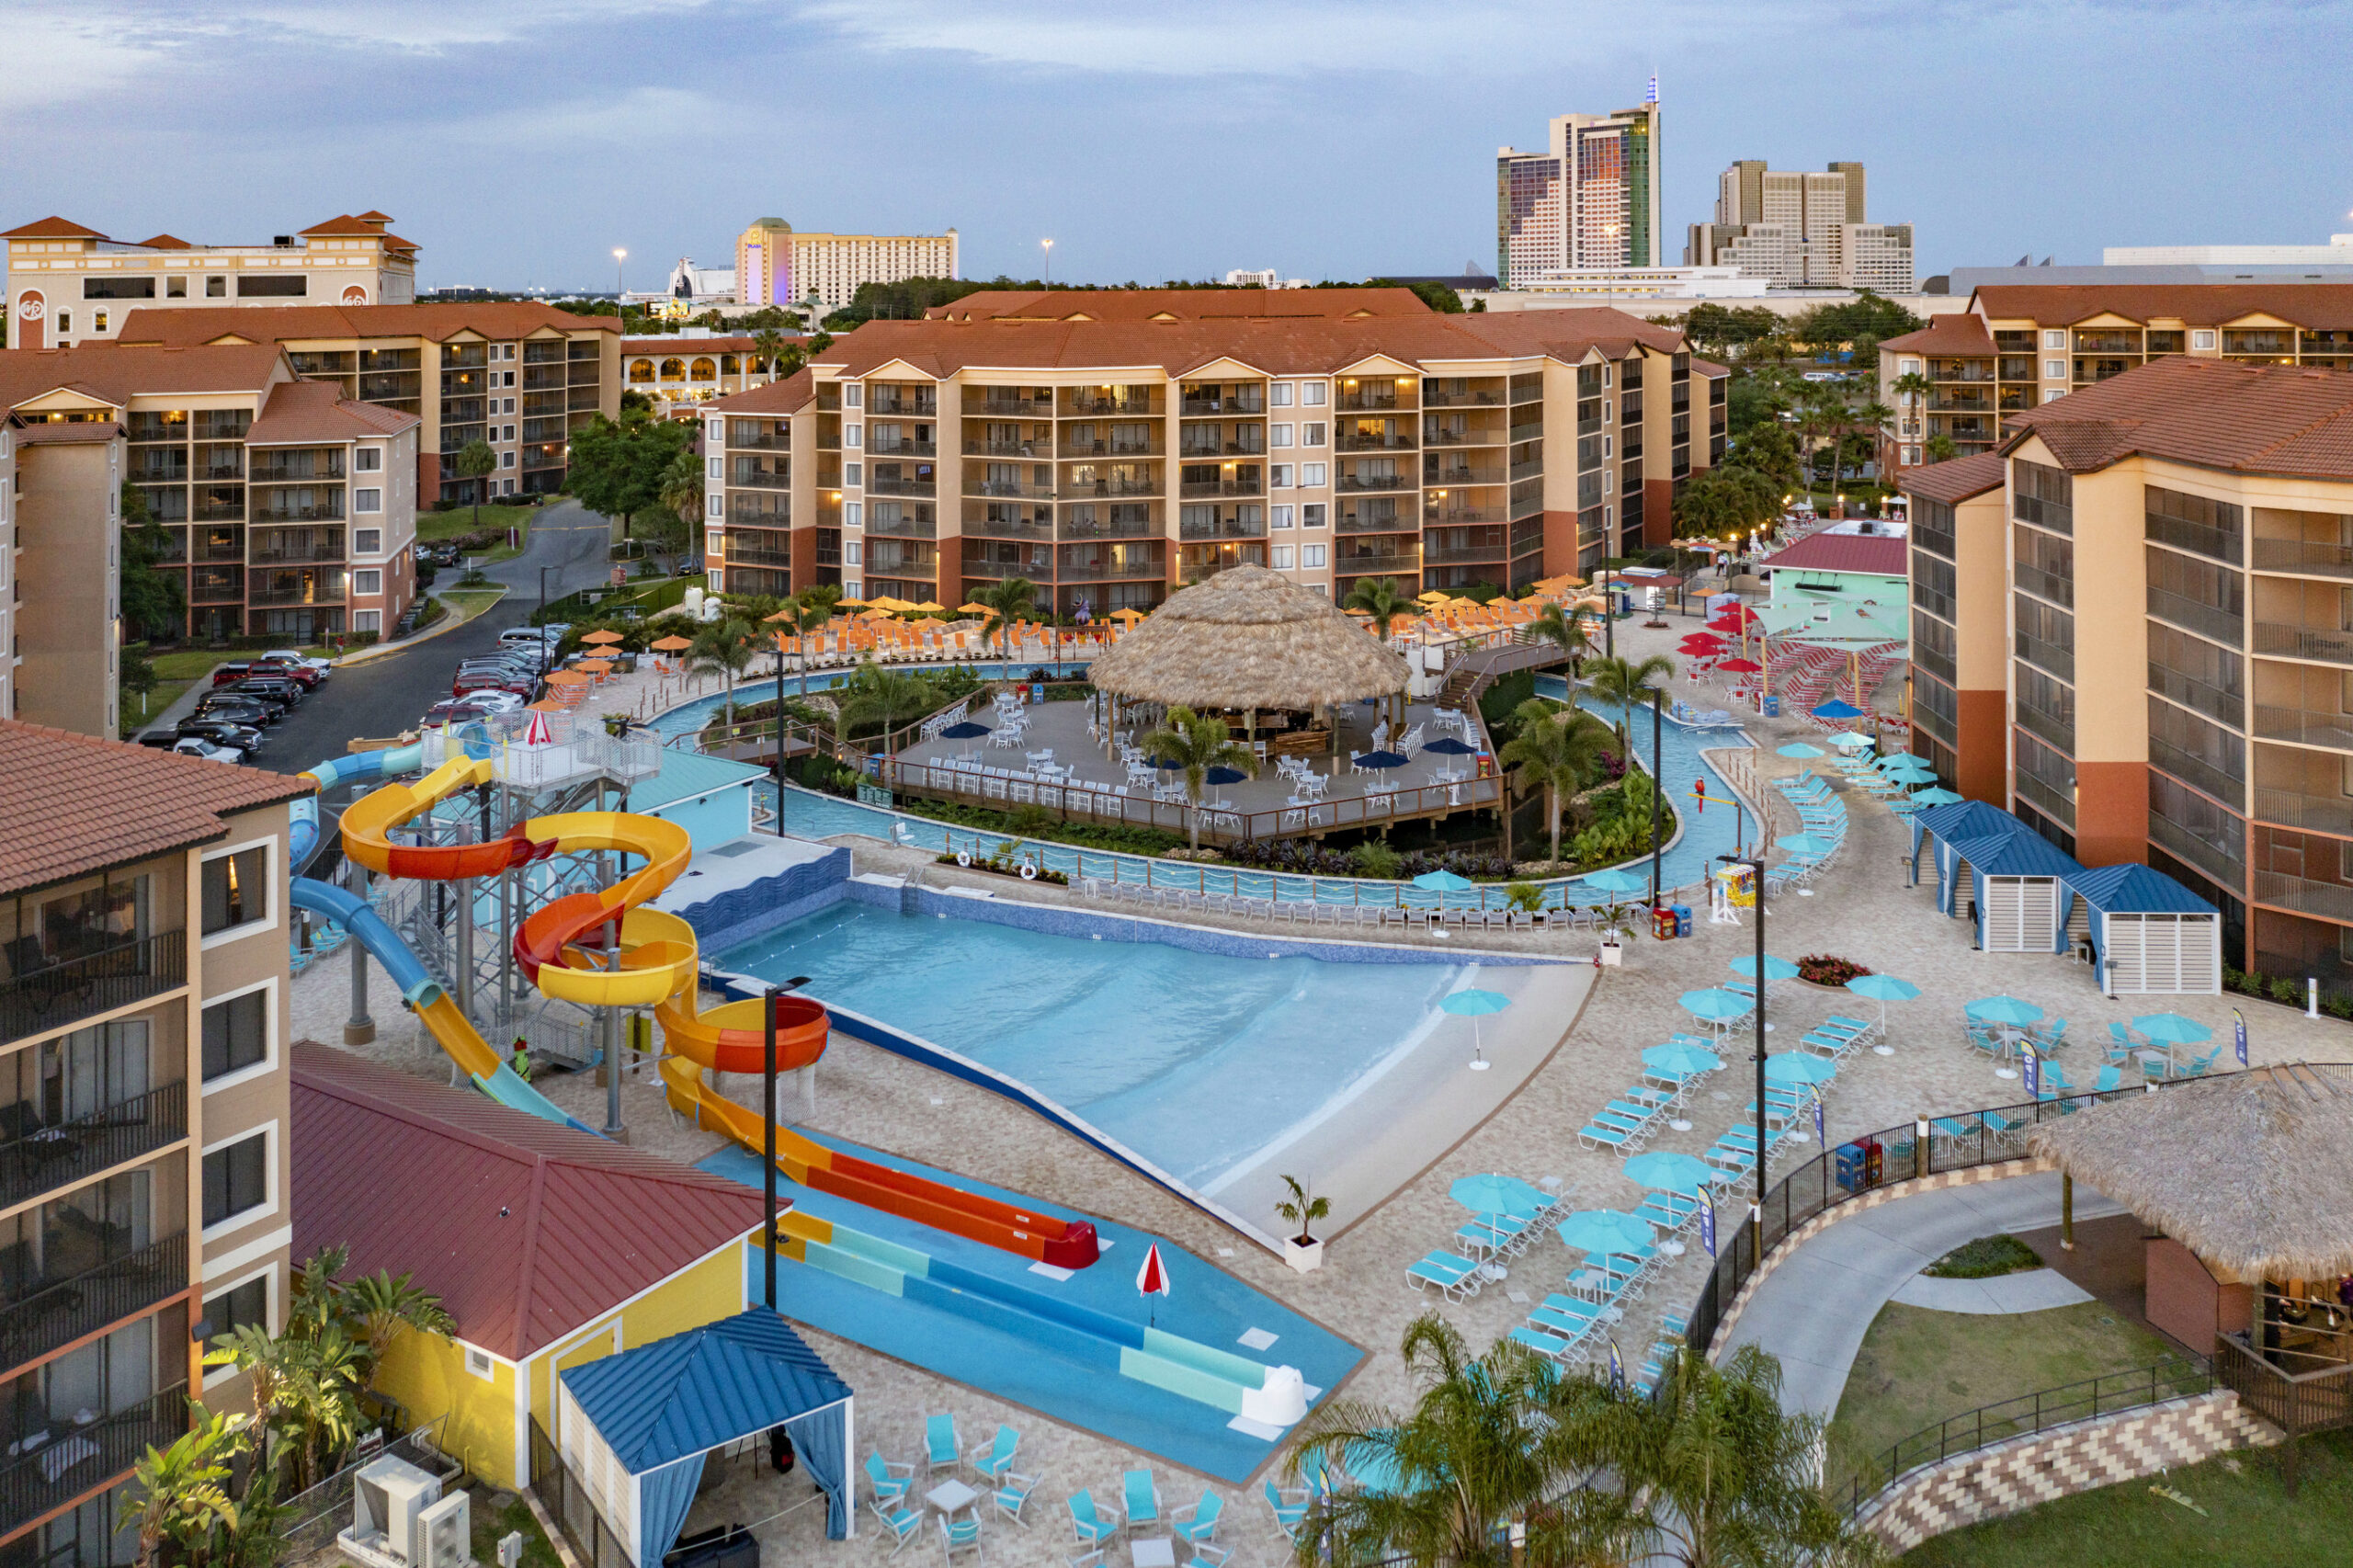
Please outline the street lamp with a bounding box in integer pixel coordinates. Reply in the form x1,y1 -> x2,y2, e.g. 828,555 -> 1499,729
612,247 -> 627,312
1041,238 -> 1053,290
1716,850 -> 1769,1263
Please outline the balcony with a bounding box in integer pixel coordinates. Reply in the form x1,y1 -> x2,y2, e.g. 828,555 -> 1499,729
963,438 -> 1052,459
2149,665 -> 2243,729
1053,558 -> 1164,582
1058,476 -> 1160,500
970,516 -> 1053,542
2148,811 -> 2245,889
869,475 -> 936,498
250,572 -> 346,607
867,393 -> 938,417
1334,555 -> 1419,577
1177,438 -> 1265,459
1334,390 -> 1410,413
1334,430 -> 1416,452
1423,388 -> 1504,408
0,1384 -> 187,1538
867,438 -> 937,459
2252,537 -> 2353,578
129,456 -> 188,484
959,557 -> 1049,582
1177,478 -> 1263,499
2017,699 -> 2075,755
2012,770 -> 2076,827
1058,516 -> 1157,542
249,456 -> 345,483
731,467 -> 790,490
1176,517 -> 1267,541
2254,869 -> 2353,924
2014,562 -> 2074,608
1,931 -> 185,1046
726,428 -> 788,451
1423,427 -> 1502,449
1180,394 -> 1263,415
249,540 -> 346,566
963,477 -> 1056,500
963,392 -> 1054,417
2254,620 -> 2353,665
1421,544 -> 1506,564
721,544 -> 793,569
2148,514 -> 2241,565
2147,589 -> 2242,648
1334,473 -> 1413,494
1065,394 -> 1164,417
0,1080 -> 187,1210
1059,438 -> 1163,460
0,1233 -> 186,1373
1427,466 -> 1505,487
2150,738 -> 2243,808
864,513 -> 937,540
1424,506 -> 1506,526
2017,631 -> 2075,682
2253,707 -> 2353,750
725,499 -> 788,527
2254,788 -> 2353,836
248,500 -> 346,525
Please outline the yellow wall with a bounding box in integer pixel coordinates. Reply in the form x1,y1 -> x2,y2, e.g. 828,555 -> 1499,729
372,1230 -> 753,1488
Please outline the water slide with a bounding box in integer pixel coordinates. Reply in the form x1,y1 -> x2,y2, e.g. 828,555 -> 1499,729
306,747 -> 1100,1268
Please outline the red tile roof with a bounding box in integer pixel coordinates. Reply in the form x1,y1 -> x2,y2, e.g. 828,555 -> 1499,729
0,345 -> 289,413
112,302 -> 619,347
1,217 -> 105,241
244,379 -> 419,443
0,721 -> 313,897
2001,356 -> 2353,480
1761,529 -> 1910,577
708,369 -> 813,416
925,288 -> 1432,323
1900,451 -> 2006,504
1881,314 -> 1997,356
290,1044 -> 777,1359
135,233 -> 194,251
14,421 -> 120,446
1971,283 -> 2353,330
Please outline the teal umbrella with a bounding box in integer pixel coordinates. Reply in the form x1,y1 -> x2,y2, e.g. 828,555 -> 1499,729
1555,1210 -> 1656,1255
1679,988 -> 1751,1024
1880,756 -> 1937,780
1441,988 -> 1511,1071
2131,1013 -> 2212,1046
1413,869 -> 1476,892
1776,742 -> 1826,758
1777,833 -> 1836,856
1830,730 -> 1877,752
1766,1051 -> 1838,1086
1622,1151 -> 1716,1195
1879,750 -> 1925,764
1729,954 -> 1800,982
1642,1040 -> 1722,1076
1966,994 -> 2044,1026
1449,1173 -> 1549,1217
1583,868 -> 1647,894
1846,972 -> 1921,1037
1910,786 -> 1964,805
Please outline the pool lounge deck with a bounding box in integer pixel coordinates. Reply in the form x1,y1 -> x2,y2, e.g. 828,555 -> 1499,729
886,693 -> 1502,843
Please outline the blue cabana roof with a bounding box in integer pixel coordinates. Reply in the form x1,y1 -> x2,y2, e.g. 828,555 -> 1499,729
1946,830 -> 2084,880
563,1309 -> 852,1473
2063,862 -> 2219,915
1909,798 -> 2023,856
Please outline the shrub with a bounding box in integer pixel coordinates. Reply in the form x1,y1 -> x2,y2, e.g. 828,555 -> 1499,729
1348,841 -> 1402,881
2325,992 -> 2353,1021
1796,953 -> 1872,986
1505,881 -> 1545,913
1924,1233 -> 2042,1279
2269,974 -> 2302,1006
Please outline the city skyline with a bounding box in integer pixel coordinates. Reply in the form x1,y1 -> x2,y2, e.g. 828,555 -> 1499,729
5,0 -> 2348,292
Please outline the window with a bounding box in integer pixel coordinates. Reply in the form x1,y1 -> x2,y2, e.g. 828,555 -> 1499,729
1270,383 -> 1293,407
200,845 -> 269,938
201,1273 -> 269,1368
1302,462 -> 1327,487
354,610 -> 380,633
2043,330 -> 2065,349
1900,358 -> 1920,376
1302,543 -> 1327,568
236,275 -> 306,298
167,277 -> 187,298
1302,504 -> 1327,528
354,569 -> 382,595
843,502 -> 861,528
56,311 -> 71,335
708,495 -> 723,517
94,310 -> 108,332
202,1131 -> 269,1229
355,447 -> 381,472
1300,422 -> 1326,447
1270,464 -> 1293,488
2043,388 -> 2065,402
353,528 -> 381,554
201,985 -> 269,1082
1273,545 -> 1295,569
707,455 -> 723,480
465,1347 -> 495,1381
709,417 -> 725,442
845,424 -> 862,449
2192,330 -> 2215,350
354,487 -> 381,513
844,462 -> 861,486
206,276 -> 225,297
845,540 -> 862,566
2044,359 -> 2065,380
500,451 -> 514,469
1270,424 -> 1293,447
1302,381 -> 1326,406
1271,505 -> 1294,529
843,384 -> 861,408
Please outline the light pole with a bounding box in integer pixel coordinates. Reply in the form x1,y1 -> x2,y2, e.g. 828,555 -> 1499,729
612,247 -> 627,315
1041,238 -> 1053,290
539,564 -> 552,617
1718,851 -> 1769,1263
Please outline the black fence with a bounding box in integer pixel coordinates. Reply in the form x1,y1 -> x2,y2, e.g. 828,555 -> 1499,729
0,1233 -> 185,1372
0,1383 -> 185,1537
0,1082 -> 188,1210
529,1418 -> 634,1568
0,930 -> 186,1044
276,1422 -> 460,1561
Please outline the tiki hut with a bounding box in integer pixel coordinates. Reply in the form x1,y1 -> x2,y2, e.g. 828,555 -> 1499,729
1087,565 -> 1411,714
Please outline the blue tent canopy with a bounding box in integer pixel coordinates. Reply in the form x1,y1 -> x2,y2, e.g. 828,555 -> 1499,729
2059,863 -> 2222,994
2062,862 -> 2219,915
1938,829 -> 2084,949
1908,797 -> 2021,867
560,1311 -> 857,1553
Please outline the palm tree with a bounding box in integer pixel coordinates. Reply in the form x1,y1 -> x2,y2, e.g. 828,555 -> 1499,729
1497,700 -> 1608,867
971,577 -> 1039,659
122,1403 -> 247,1568
655,449 -> 705,574
778,591 -> 834,696
1521,601 -> 1590,686
341,1269 -> 455,1374
750,325 -> 787,381
835,659 -> 938,751
1531,1345 -> 1880,1568
1286,1313 -> 1562,1567
456,438 -> 498,532
1583,653 -> 1677,749
1343,575 -> 1415,733
688,617 -> 762,720
1141,706 -> 1257,849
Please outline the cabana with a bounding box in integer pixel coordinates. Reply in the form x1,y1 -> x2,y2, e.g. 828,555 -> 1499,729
1942,828 -> 2084,952
2061,862 -> 2222,995
1909,797 -> 2026,900
557,1311 -> 856,1553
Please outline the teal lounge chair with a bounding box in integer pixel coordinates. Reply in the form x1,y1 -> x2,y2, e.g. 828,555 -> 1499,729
937,1513 -> 983,1565
1263,1481 -> 1309,1542
1172,1491 -> 1223,1547
1066,1491 -> 1118,1549
1121,1469 -> 1161,1532
866,1450 -> 914,1505
993,1470 -> 1041,1526
869,1499 -> 921,1557
1512,1323 -> 1575,1359
968,1423 -> 1019,1482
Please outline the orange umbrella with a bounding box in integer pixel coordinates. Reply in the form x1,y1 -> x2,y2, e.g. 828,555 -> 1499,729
1110,607 -> 1147,623
581,630 -> 625,645
574,658 -> 615,674
526,699 -> 566,712
544,669 -> 594,686
651,634 -> 694,651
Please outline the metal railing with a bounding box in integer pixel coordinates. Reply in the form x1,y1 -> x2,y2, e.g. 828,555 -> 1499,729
869,476 -> 936,498
0,1081 -> 188,1210
2213,1333 -> 2353,1450
1835,1358 -> 2213,1517
1177,480 -> 1264,499
1,930 -> 186,1044
2251,536 -> 2353,578
2255,619 -> 2353,665
2253,869 -> 2353,922
529,1419 -> 633,1568
0,1383 -> 185,1537
1335,474 -> 1412,493
276,1421 -> 457,1562
0,1233 -> 187,1373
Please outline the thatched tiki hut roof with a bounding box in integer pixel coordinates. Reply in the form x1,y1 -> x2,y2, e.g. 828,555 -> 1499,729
2028,1063 -> 2353,1280
1088,565 -> 1412,711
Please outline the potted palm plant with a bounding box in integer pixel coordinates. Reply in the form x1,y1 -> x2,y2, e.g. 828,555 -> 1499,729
1596,901 -> 1634,966
1274,1176 -> 1330,1272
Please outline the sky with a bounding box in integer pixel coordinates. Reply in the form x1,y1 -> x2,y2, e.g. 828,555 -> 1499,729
6,0 -> 2350,293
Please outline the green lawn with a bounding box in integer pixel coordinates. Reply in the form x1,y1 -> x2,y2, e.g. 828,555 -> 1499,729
420,503 -> 547,562
469,1490 -> 563,1568
436,587 -> 508,624
1902,1428 -> 2353,1566
1828,1300 -> 2180,1490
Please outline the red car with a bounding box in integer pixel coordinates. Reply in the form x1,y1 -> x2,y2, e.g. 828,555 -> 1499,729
452,669 -> 536,699
249,658 -> 324,689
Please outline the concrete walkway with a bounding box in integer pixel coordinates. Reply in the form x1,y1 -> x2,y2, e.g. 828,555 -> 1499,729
1720,1172 -> 2126,1419
1890,1267 -> 2093,1314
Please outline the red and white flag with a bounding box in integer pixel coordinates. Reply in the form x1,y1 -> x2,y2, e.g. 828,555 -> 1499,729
1136,1242 -> 1171,1299
521,708 -> 555,746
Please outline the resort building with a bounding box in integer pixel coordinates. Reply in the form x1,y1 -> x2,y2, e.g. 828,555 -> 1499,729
698,291 -> 1726,611
1495,92 -> 1665,289
109,302 -> 620,507
0,721 -> 312,1568
733,218 -> 959,313
1877,282 -> 2353,479
4,213 -> 417,348
289,1043 -> 775,1490
0,344 -> 422,656
621,332 -> 790,421
1902,355 -> 2353,987
1686,160 -> 1914,294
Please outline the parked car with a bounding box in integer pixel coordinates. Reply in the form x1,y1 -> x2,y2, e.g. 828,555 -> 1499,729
452,670 -> 535,699
210,661 -> 260,687
261,649 -> 333,678
221,676 -> 303,709
176,718 -> 267,754
500,627 -> 559,650
194,695 -> 278,727
172,737 -> 246,765
456,658 -> 543,684
249,658 -> 324,689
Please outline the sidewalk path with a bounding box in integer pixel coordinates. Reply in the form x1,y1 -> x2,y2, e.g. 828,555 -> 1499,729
1719,1172 -> 2125,1418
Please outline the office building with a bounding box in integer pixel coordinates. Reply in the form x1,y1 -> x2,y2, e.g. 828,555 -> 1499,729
1495,91 -> 1665,289
1878,282 -> 2353,479
1903,356 -> 2353,985
2104,237 -> 2353,268
659,257 -> 737,305
5,213 -> 417,349
621,331 -> 791,421
1,344 -> 422,656
0,720 -> 310,1566
112,303 -> 619,507
699,289 -> 1724,613
1223,269 -> 1310,290
1686,161 -> 1914,292
733,219 -> 959,313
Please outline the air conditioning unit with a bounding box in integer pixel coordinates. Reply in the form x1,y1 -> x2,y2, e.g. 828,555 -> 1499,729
417,1492 -> 472,1568
341,1456 -> 472,1568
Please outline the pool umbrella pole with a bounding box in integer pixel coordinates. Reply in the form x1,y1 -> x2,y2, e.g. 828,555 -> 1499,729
1719,850 -> 1768,1261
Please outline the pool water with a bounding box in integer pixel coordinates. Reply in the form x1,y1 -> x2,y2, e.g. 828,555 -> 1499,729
712,903 -> 1472,1194
649,661 -> 1094,741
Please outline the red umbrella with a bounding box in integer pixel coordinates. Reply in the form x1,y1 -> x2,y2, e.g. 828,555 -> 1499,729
1718,657 -> 1762,673
1680,634 -> 1727,650
1137,1242 -> 1171,1297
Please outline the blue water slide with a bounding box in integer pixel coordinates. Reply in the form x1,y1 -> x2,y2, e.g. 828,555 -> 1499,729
289,742 -> 426,865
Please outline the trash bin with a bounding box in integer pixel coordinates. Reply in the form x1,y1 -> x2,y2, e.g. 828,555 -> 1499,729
1761,694 -> 1781,718
1835,1137 -> 1884,1193
1652,906 -> 1678,940
1670,903 -> 1692,937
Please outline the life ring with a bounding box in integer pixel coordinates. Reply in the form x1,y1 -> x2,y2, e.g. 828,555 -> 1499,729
1019,863 -> 1038,881
956,849 -> 972,867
